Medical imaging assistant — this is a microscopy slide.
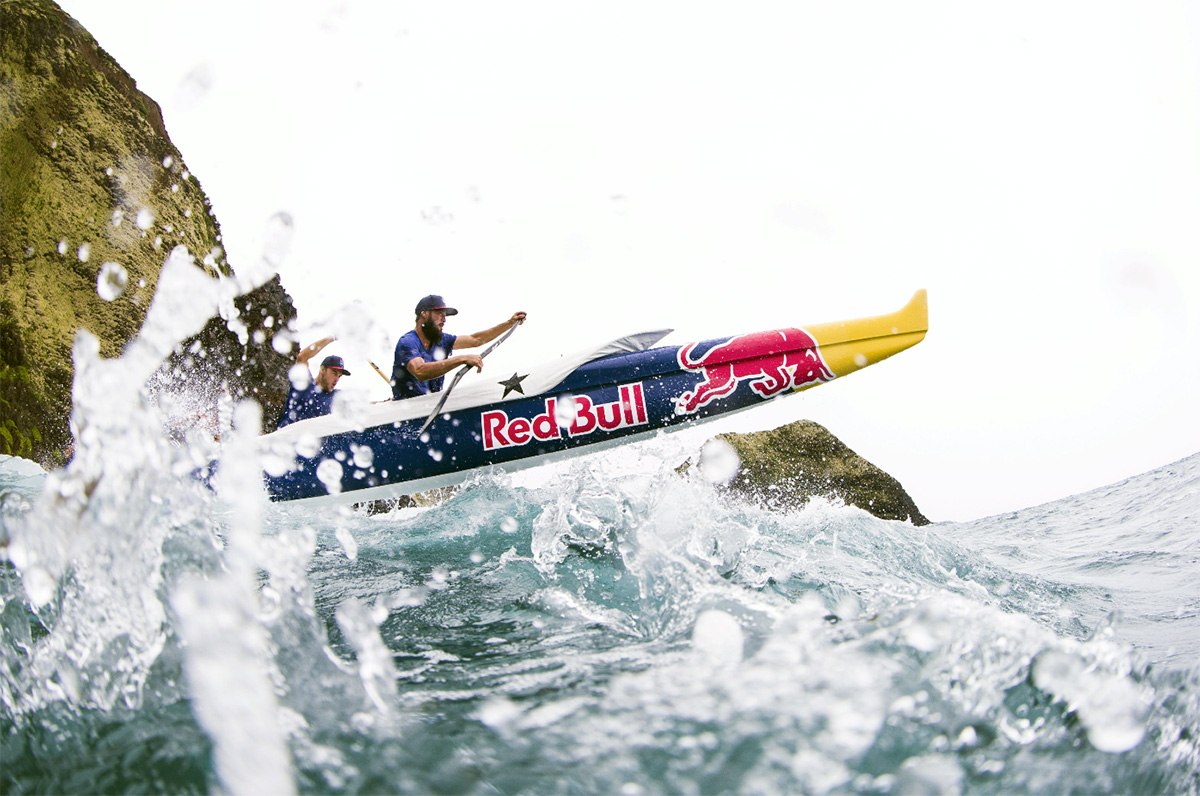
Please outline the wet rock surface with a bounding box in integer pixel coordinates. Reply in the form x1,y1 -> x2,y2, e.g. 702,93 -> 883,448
1,0 -> 297,464
703,420 -> 930,525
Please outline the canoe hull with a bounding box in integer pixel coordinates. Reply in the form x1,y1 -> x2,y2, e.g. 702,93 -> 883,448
264,290 -> 928,505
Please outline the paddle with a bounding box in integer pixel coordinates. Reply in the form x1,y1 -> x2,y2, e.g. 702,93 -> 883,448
417,320 -> 521,436
368,360 -> 392,388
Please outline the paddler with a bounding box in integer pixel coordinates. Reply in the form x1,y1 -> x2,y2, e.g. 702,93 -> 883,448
276,336 -> 351,428
391,295 -> 526,400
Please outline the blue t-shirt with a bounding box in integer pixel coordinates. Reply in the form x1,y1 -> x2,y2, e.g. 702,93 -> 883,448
391,330 -> 458,399
276,381 -> 337,428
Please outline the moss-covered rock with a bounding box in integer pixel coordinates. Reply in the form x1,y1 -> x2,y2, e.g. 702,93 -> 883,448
1,0 -> 297,464
702,420 -> 930,525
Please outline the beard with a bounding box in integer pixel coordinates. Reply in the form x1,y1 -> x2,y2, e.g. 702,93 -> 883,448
421,317 -> 443,345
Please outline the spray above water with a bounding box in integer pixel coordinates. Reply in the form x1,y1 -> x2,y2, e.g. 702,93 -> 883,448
0,224 -> 315,793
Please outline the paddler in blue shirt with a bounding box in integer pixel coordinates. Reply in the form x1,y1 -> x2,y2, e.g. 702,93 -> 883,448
276,336 -> 351,428
391,294 -> 526,400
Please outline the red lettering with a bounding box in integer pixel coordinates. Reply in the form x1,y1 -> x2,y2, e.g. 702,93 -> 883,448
482,411 -> 510,450
532,398 -> 560,441
570,395 -> 597,435
621,386 -> 634,425
596,401 -> 623,430
633,383 -> 647,424
509,417 -> 531,445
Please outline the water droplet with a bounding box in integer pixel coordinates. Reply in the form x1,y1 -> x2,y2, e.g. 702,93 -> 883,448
111,209 -> 123,227
294,434 -> 321,459
335,525 -> 358,560
77,242 -> 90,262
316,458 -> 344,494
22,566 -> 58,608
500,516 -> 519,533
57,239 -> 68,255
699,438 -> 741,484
555,395 -> 579,427
352,444 -> 374,468
692,609 -> 744,664
162,155 -> 174,168
428,449 -> 444,462
261,447 -> 296,477
288,363 -> 312,390
96,261 -> 128,301
477,696 -> 522,730
136,207 -> 154,230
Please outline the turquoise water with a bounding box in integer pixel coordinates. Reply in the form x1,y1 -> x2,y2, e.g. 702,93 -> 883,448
2,441 -> 1198,794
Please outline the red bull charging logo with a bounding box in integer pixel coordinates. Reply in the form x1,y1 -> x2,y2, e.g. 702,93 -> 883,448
675,328 -> 835,414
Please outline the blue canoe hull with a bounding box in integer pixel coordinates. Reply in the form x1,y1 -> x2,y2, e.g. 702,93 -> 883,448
263,291 -> 929,505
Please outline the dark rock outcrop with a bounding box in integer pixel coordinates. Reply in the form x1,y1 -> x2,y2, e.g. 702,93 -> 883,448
702,420 -> 930,525
1,0 -> 297,464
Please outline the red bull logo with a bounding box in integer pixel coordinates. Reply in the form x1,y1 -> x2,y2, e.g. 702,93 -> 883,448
675,328 -> 834,414
482,383 -> 648,451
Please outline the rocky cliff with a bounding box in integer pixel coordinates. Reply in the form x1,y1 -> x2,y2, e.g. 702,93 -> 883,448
700,420 -> 930,525
1,0 -> 297,464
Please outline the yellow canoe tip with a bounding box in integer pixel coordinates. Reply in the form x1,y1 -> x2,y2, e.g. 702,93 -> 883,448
903,289 -> 929,333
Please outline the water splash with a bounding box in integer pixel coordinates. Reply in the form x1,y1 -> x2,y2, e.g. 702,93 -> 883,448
0,240 -> 304,793
334,598 -> 397,715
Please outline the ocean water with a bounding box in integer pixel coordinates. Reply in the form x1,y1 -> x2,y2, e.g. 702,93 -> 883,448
4,423 -> 1199,795
2,255 -> 1199,794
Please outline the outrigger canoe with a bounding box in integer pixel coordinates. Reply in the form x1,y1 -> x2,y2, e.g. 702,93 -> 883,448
262,290 -> 928,505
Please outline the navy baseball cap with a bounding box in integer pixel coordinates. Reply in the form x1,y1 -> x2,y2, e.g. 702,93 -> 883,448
320,355 -> 351,374
415,294 -> 458,316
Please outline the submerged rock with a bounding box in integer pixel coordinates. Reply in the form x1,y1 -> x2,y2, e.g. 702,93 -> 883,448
356,487 -> 459,515
701,420 -> 930,525
1,0 -> 297,465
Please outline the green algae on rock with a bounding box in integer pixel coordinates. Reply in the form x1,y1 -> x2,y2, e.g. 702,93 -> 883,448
1,0 -> 297,464
701,420 -> 930,525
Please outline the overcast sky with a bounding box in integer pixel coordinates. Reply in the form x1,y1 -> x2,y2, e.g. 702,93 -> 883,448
55,1 -> 1200,521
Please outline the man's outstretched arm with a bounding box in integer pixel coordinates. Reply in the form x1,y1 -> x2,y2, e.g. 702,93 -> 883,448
453,312 -> 526,349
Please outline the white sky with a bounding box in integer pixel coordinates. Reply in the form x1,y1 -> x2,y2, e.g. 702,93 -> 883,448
56,1 -> 1200,521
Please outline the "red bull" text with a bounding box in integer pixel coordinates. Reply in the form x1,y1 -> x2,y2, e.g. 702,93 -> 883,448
675,329 -> 835,414
482,383 -> 648,451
